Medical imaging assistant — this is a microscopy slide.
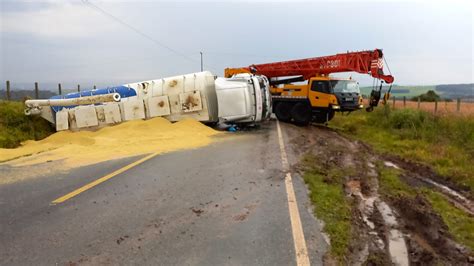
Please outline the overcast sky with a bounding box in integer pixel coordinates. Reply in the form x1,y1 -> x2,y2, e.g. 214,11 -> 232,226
0,0 -> 473,90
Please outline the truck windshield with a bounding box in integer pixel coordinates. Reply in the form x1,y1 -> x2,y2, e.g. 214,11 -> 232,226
330,80 -> 360,93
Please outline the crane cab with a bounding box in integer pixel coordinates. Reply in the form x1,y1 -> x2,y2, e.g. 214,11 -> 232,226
270,76 -> 364,125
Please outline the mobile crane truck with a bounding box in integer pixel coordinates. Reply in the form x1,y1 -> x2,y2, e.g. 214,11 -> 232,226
225,49 -> 395,125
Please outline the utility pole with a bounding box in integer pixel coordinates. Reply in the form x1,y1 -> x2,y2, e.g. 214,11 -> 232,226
6,80 -> 10,101
200,51 -> 203,72
35,82 -> 39,99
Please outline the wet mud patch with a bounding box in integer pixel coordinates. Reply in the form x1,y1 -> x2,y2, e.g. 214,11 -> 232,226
232,203 -> 258,222
383,154 -> 473,201
391,194 -> 471,264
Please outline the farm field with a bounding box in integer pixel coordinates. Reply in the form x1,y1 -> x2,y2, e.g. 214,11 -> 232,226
360,84 -> 473,99
362,99 -> 474,116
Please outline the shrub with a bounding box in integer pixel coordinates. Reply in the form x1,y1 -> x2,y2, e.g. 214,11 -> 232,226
388,108 -> 427,130
0,101 -> 54,148
411,90 -> 441,102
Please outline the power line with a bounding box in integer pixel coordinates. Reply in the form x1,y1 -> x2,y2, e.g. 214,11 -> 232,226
204,51 -> 287,59
81,0 -> 217,71
383,56 -> 392,76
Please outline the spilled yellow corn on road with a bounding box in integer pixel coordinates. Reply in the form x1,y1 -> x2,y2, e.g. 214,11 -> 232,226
0,118 -> 219,184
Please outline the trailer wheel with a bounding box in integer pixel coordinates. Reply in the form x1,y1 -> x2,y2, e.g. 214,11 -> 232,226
313,110 -> 335,124
274,102 -> 292,122
291,102 -> 312,126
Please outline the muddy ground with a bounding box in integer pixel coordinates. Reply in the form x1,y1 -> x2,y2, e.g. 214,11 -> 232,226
283,123 -> 473,265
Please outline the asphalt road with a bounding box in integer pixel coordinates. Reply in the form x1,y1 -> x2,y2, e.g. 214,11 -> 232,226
0,121 -> 327,265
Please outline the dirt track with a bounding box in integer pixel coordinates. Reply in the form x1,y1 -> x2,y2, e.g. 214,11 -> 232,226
283,123 -> 473,265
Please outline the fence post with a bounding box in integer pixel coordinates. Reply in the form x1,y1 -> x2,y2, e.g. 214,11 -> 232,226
6,80 -> 11,101
417,97 -> 420,109
457,98 -> 461,112
434,99 -> 438,114
77,84 -> 80,93
392,96 -> 396,109
403,96 -> 406,107
58,83 -> 62,95
35,82 -> 39,99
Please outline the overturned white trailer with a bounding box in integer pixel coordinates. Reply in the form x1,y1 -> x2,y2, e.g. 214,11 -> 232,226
25,71 -> 272,131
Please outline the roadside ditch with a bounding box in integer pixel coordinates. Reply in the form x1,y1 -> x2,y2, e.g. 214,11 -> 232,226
284,123 -> 473,265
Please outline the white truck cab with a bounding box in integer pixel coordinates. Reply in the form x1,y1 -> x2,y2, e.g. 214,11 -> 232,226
215,73 -> 271,124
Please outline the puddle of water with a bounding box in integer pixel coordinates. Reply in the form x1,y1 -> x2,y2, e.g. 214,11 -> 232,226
383,161 -> 473,213
375,238 -> 385,250
362,215 -> 375,230
376,201 -> 409,266
345,179 -> 379,264
322,232 -> 331,246
420,177 -> 472,206
348,160 -> 409,265
377,201 -> 398,226
384,161 -> 400,169
359,195 -> 376,230
346,175 -> 382,243
388,229 -> 409,266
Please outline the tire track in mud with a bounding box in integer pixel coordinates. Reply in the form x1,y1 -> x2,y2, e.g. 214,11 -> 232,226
282,123 -> 473,265
383,160 -> 474,216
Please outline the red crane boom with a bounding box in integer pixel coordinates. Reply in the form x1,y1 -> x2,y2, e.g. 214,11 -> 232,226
225,49 -> 394,84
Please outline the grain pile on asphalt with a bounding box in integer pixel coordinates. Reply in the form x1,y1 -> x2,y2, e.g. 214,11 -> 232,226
0,117 -> 219,172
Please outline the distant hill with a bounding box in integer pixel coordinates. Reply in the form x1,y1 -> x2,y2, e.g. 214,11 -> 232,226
436,84 -> 473,99
360,84 -> 473,100
0,90 -> 57,101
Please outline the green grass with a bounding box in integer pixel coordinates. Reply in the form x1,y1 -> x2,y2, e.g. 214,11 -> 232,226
331,106 -> 474,197
302,153 -> 352,263
423,189 -> 474,250
0,100 -> 54,148
378,166 -> 416,198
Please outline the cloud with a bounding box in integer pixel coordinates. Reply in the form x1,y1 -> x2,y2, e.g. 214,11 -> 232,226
1,1 -> 472,85
0,1 -> 119,38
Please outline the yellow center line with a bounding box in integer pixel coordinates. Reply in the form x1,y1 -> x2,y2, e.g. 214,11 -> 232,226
51,152 -> 159,204
276,120 -> 311,266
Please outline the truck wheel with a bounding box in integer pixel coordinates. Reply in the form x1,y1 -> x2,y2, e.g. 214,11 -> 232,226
313,110 -> 335,123
290,102 -> 312,126
274,102 -> 292,122
327,110 -> 335,121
